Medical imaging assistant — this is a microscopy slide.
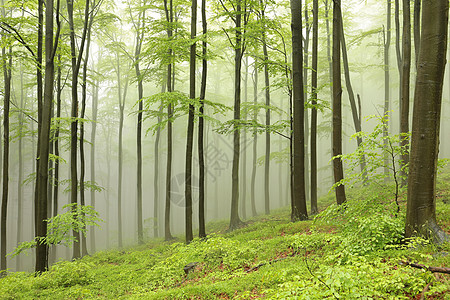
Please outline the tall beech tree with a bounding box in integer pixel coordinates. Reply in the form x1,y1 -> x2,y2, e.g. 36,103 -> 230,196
310,0 -> 318,215
67,0 -> 91,259
0,25 -> 11,274
132,0 -> 146,245
185,0 -> 197,244
198,0 -> 207,238
35,0 -> 60,272
290,0 -> 307,220
400,0 -> 411,182
406,0 -> 448,243
218,0 -> 251,230
163,0 -> 174,241
383,0 -> 391,176
332,0 -> 346,205
260,1 -> 271,215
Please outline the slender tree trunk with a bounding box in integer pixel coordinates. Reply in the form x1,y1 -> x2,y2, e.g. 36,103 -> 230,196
400,0 -> 411,183
395,0 -> 403,131
251,61 -> 258,217
67,0 -> 90,260
303,3 -> 310,205
340,15 -> 367,178
332,0 -> 346,205
90,57 -> 99,252
325,0 -> 333,185
413,0 -> 421,66
16,69 -> 24,270
229,0 -> 244,230
185,0 -> 197,244
261,10 -> 271,215
383,0 -> 392,177
164,0 -> 174,241
406,0 -> 448,243
50,55 -> 62,264
116,61 -> 128,247
79,18 -> 93,257
135,3 -> 146,245
198,0 -> 207,238
35,0 -> 59,272
154,87 -> 164,238
290,0 -> 308,220
310,0 -> 318,215
0,44 -> 11,274
241,56 -> 248,220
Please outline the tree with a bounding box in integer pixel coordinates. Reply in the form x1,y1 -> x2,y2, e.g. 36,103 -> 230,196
132,0 -> 146,245
400,0 -> 411,182
383,0 -> 391,177
185,0 -> 197,244
260,0 -> 271,215
332,0 -> 346,205
217,0 -> 251,230
405,0 -> 448,243
35,0 -> 61,272
290,0 -> 307,220
163,0 -> 174,241
310,0 -> 318,215
0,13 -> 11,273
198,0 -> 207,238
67,0 -> 91,259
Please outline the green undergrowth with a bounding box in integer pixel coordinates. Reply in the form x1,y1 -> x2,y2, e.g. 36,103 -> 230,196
1,187 -> 449,299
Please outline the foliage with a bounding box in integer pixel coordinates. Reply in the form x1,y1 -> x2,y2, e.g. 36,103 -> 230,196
1,183 -> 449,299
8,204 -> 103,258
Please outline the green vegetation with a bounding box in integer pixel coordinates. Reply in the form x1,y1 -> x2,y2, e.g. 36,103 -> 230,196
1,184 -> 449,299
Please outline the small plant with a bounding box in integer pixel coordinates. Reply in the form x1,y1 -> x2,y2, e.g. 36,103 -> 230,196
334,114 -> 409,214
8,204 -> 103,257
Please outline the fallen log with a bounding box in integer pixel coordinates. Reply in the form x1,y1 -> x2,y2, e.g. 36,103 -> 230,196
400,260 -> 450,274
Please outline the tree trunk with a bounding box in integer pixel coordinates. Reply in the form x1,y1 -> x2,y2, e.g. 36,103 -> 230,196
0,44 -> 11,274
261,10 -> 271,215
185,0 -> 197,244
406,0 -> 448,243
290,0 -> 308,221
67,0 -> 90,260
340,13 -> 367,179
332,0 -> 346,205
116,60 -> 128,247
394,0 -> 403,132
135,2 -> 146,245
251,61 -> 258,217
90,56 -> 99,252
383,0 -> 391,177
79,16 -> 93,257
229,0 -> 244,230
240,56 -> 248,220
198,0 -> 207,238
35,0 -> 59,272
303,4 -> 310,205
16,69 -> 24,270
164,0 -> 174,241
413,0 -> 421,66
310,0 -> 318,215
400,0 -> 411,184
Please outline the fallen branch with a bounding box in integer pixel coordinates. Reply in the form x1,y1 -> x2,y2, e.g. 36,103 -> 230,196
400,261 -> 450,274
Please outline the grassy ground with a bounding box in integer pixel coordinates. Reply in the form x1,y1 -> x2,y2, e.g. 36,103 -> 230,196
1,184 -> 449,299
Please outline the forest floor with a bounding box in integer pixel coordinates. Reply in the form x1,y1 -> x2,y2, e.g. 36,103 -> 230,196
1,177 -> 450,299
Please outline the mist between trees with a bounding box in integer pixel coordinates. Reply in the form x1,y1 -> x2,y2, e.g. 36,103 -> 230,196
0,0 -> 449,273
